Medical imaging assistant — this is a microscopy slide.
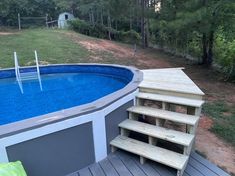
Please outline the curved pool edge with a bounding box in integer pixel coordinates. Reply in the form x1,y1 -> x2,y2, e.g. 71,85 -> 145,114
0,63 -> 143,176
0,64 -> 143,138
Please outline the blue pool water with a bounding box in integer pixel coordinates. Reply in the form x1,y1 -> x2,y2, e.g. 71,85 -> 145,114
0,72 -> 129,125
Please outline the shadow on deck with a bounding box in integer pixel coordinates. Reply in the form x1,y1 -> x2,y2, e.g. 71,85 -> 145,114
68,150 -> 230,176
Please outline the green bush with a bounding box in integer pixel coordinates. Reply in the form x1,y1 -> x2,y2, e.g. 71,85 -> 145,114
119,30 -> 141,44
214,33 -> 235,80
69,19 -> 91,35
69,19 -> 140,44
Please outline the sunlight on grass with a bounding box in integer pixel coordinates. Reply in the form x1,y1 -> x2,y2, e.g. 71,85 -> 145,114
0,29 -> 89,68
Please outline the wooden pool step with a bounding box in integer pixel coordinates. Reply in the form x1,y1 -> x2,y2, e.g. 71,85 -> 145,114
110,135 -> 189,176
119,119 -> 194,149
137,92 -> 204,108
128,106 -> 199,126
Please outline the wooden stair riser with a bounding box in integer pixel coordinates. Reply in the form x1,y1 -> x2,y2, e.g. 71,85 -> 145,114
137,92 -> 204,108
139,87 -> 203,100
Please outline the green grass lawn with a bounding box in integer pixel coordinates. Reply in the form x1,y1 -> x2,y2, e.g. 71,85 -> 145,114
0,29 -> 89,68
203,102 -> 235,146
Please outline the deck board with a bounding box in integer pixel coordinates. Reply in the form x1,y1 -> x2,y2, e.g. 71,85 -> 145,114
78,168 -> 92,176
89,163 -> 106,176
108,153 -> 133,176
139,68 -> 205,96
74,150 -> 230,176
117,151 -> 147,176
99,158 -> 119,176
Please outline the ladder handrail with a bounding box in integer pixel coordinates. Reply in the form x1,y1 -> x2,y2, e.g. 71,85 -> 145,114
14,52 -> 24,93
34,50 -> 42,91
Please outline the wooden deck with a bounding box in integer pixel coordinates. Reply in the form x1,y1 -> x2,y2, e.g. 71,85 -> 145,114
139,68 -> 204,99
69,150 -> 230,176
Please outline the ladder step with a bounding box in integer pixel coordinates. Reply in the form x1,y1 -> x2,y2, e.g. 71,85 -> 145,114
110,135 -> 189,170
119,119 -> 194,146
128,106 -> 199,126
20,72 -> 38,81
137,92 -> 204,107
20,72 -> 37,77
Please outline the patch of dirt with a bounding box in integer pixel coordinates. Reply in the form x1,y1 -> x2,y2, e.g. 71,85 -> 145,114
64,31 -> 235,174
196,116 -> 235,174
0,32 -> 17,36
64,32 -> 172,69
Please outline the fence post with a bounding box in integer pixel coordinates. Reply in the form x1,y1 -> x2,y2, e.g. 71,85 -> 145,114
18,13 -> 21,30
46,14 -> 48,28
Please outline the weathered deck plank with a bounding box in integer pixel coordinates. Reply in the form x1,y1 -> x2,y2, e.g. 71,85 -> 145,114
116,151 -> 148,176
75,150 -> 230,176
108,153 -> 133,176
78,167 -> 92,176
190,152 -> 230,176
99,158 -> 119,176
89,163 -> 105,176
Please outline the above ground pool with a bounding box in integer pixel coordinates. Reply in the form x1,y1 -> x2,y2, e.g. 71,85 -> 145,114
0,64 -> 139,126
0,64 -> 142,176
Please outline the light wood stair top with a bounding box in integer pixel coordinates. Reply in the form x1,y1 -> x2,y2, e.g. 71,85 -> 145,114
110,135 -> 189,170
139,69 -> 205,96
119,119 -> 194,146
128,106 -> 199,126
137,92 -> 204,107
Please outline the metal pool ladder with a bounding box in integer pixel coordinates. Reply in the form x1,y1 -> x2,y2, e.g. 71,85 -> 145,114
14,51 -> 43,94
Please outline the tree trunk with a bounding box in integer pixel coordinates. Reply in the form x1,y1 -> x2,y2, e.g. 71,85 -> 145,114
145,0 -> 150,47
207,31 -> 214,66
202,33 -> 208,65
141,0 -> 146,48
91,10 -> 95,26
108,11 -> 112,40
101,9 -> 104,25
201,32 -> 214,66
115,20 -> 117,30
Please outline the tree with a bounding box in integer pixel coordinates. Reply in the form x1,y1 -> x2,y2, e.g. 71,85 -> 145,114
151,0 -> 235,66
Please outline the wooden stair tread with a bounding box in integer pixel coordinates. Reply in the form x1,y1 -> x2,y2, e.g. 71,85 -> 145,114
110,135 -> 189,170
137,92 -> 204,107
119,119 -> 194,146
128,106 -> 199,126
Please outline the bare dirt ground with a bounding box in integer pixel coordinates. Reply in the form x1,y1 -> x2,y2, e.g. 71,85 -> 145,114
65,32 -> 235,174
0,32 -> 17,35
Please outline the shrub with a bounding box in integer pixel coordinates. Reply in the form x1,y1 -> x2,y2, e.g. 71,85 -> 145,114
119,30 -> 141,44
214,33 -> 235,80
68,19 -> 91,35
69,19 -> 141,44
